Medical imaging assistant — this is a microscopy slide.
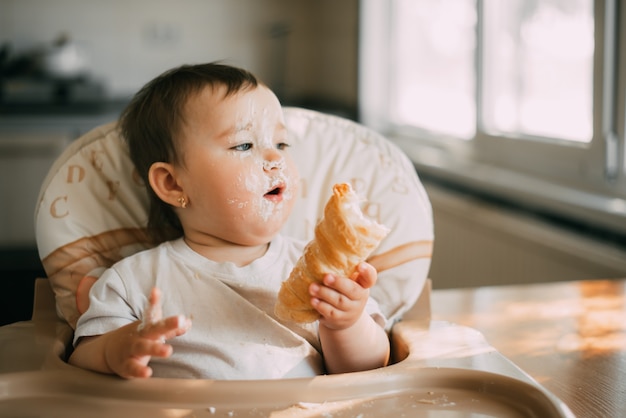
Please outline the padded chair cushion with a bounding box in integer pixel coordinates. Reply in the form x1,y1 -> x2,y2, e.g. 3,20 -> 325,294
35,107 -> 433,329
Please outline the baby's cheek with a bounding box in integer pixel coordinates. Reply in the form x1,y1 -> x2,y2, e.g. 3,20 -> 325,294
244,169 -> 264,194
286,163 -> 301,196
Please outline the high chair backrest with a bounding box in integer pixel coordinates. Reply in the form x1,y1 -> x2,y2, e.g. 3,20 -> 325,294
35,107 -> 433,330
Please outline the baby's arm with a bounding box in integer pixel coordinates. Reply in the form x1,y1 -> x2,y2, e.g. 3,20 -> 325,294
69,288 -> 191,378
309,262 -> 390,374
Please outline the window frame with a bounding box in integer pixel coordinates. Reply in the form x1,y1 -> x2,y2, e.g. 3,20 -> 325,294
359,0 -> 626,236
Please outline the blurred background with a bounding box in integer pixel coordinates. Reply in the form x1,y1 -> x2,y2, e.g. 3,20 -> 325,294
1,0 -> 625,325
0,0 -> 359,114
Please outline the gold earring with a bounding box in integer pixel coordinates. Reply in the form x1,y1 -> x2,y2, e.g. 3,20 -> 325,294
177,196 -> 188,209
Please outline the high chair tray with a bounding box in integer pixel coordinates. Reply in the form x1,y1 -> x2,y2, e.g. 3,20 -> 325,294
0,366 -> 569,418
0,319 -> 574,417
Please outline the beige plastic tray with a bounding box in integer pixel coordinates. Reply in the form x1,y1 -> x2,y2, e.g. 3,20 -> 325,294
0,366 -> 568,418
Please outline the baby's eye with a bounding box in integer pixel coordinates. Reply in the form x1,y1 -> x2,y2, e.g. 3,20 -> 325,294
276,142 -> 291,150
232,143 -> 253,151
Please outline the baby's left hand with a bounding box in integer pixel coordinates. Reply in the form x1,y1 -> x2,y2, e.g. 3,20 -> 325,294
309,262 -> 377,330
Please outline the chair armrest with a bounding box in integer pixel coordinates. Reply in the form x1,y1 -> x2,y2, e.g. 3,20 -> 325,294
32,278 -> 59,322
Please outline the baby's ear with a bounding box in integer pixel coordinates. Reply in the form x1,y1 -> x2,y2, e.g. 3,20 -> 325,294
148,162 -> 183,206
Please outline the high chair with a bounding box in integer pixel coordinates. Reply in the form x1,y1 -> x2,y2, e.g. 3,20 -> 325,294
0,108 -> 574,417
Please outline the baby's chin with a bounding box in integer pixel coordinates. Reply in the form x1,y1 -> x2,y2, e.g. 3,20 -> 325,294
233,228 -> 281,247
245,208 -> 293,243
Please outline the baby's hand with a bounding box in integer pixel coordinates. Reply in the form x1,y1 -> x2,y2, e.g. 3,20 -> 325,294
309,262 -> 377,330
104,288 -> 192,378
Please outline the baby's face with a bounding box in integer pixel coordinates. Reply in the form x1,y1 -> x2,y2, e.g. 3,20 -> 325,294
175,84 -> 299,246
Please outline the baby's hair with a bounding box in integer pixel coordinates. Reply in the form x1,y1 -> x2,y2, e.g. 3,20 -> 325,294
120,62 -> 259,243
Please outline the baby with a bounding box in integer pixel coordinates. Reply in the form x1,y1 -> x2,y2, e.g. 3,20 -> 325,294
68,63 -> 390,379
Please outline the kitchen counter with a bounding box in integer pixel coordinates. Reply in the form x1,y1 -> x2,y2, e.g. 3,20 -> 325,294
431,278 -> 626,418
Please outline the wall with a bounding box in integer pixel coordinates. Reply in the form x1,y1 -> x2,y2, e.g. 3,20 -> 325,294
0,0 -> 359,109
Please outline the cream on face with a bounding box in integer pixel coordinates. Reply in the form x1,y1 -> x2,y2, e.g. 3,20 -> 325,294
227,100 -> 296,222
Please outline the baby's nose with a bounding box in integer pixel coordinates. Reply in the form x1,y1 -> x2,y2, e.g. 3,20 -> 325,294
263,158 -> 285,171
263,150 -> 285,171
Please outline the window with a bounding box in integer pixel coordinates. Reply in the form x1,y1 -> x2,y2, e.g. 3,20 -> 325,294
359,0 -> 626,235
481,0 -> 594,142
390,0 -> 476,139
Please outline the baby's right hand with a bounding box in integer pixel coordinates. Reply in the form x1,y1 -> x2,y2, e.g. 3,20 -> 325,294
104,288 -> 192,378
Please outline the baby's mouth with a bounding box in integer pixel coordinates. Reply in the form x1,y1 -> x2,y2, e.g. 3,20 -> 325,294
264,184 -> 285,202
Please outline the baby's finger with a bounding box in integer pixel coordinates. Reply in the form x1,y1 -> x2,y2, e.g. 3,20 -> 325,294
322,274 -> 366,301
132,337 -> 173,358
310,297 -> 348,321
142,287 -> 163,326
311,280 -> 359,314
119,361 -> 153,379
354,262 -> 377,289
138,315 -> 191,341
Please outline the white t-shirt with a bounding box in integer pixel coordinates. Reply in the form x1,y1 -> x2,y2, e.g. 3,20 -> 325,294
74,234 -> 385,380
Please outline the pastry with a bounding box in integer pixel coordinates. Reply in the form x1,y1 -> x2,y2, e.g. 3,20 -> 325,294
275,183 -> 390,322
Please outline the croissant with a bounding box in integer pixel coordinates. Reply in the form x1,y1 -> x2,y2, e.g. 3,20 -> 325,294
275,183 -> 390,323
